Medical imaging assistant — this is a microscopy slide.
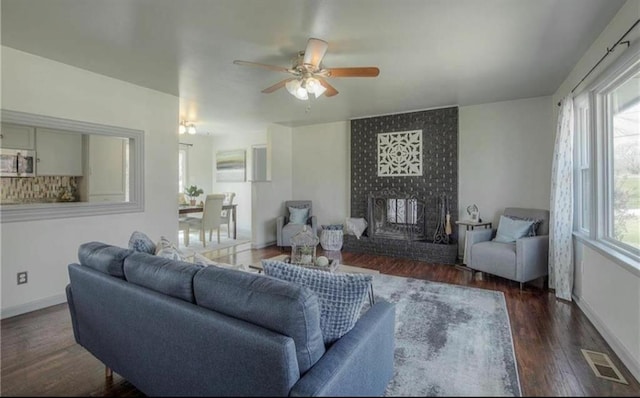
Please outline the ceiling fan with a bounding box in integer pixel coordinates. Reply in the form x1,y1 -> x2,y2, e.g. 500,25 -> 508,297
233,38 -> 380,100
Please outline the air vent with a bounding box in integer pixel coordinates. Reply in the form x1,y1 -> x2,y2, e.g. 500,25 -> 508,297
581,349 -> 628,384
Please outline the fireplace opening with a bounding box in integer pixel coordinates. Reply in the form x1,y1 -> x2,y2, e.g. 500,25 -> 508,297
368,190 -> 426,240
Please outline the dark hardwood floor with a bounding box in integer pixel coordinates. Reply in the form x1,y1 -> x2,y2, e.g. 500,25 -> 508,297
2,245 -> 639,396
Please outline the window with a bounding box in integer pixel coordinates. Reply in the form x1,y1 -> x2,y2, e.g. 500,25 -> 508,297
605,70 -> 639,252
574,94 -> 591,234
575,43 -> 640,265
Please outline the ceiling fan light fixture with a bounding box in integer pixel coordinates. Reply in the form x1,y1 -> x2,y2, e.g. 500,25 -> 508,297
286,79 -> 309,100
285,77 -> 326,100
306,77 -> 326,97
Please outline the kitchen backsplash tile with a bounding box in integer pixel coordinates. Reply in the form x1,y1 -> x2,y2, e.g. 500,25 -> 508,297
1,176 -> 80,203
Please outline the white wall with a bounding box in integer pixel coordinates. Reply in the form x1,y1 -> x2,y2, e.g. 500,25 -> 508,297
552,0 -> 640,381
458,96 -> 554,228
211,131 -> 267,236
180,134 -> 214,197
251,124 -> 292,247
291,121 -> 350,233
0,47 -> 179,317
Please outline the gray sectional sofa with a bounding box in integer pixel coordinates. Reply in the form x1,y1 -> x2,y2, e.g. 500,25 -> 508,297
66,242 -> 396,396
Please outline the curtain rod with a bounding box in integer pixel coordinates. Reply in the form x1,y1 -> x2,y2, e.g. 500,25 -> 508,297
557,18 -> 640,107
179,142 -> 193,147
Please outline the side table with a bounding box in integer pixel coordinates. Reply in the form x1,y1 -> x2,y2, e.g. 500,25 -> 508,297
455,220 -> 492,269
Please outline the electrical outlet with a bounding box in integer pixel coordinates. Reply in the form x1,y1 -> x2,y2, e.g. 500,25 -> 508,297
17,271 -> 27,285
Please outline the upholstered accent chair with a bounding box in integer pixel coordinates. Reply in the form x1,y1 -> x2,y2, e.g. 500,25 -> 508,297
466,207 -> 550,289
276,200 -> 318,248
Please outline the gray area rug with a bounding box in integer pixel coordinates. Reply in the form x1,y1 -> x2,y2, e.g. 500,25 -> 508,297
370,274 -> 522,397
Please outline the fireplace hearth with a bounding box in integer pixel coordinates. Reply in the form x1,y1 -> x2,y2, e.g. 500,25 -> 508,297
368,190 -> 426,241
348,106 -> 458,264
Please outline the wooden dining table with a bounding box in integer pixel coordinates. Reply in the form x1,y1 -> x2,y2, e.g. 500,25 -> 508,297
178,204 -> 238,240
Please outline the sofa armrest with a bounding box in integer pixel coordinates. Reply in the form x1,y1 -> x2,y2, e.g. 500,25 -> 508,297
290,301 -> 396,397
277,216 -> 285,246
515,235 -> 549,282
465,229 -> 495,265
65,283 -> 81,345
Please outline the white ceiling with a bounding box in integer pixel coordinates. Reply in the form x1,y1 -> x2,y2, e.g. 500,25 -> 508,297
1,0 -> 625,135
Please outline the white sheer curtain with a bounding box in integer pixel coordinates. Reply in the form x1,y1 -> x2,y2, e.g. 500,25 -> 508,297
549,95 -> 574,301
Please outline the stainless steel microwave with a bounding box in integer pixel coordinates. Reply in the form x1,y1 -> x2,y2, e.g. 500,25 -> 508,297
0,149 -> 36,177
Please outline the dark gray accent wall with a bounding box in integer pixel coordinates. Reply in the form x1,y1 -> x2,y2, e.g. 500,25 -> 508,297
347,106 -> 459,264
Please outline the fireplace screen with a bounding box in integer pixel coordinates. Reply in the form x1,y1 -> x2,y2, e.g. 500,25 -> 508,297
368,190 -> 426,240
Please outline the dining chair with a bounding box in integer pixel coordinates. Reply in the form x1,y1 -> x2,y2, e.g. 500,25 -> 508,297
186,194 -> 225,245
178,219 -> 190,246
220,192 -> 236,238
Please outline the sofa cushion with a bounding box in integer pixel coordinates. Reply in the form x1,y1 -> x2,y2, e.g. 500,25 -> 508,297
471,241 -> 517,280
193,265 -> 325,374
155,236 -> 189,261
78,241 -> 133,279
288,206 -> 309,224
504,207 -> 550,235
505,215 -> 543,237
127,231 -> 156,255
493,215 -> 534,243
124,252 -> 203,303
262,260 -> 372,345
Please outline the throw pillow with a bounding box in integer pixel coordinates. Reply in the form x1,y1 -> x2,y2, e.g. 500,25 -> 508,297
345,217 -> 368,239
505,215 -> 543,237
128,231 -> 156,254
288,206 -> 309,225
262,259 -> 372,345
155,236 -> 189,262
493,215 -> 535,243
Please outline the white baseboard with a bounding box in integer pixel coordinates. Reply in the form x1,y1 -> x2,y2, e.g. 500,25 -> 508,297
573,293 -> 640,383
1,293 -> 67,320
252,240 -> 276,249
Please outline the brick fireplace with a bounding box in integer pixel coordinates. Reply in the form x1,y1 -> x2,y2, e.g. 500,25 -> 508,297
344,106 -> 458,264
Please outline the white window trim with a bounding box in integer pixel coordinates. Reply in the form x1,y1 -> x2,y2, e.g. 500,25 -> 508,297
573,39 -> 640,274
573,93 -> 591,235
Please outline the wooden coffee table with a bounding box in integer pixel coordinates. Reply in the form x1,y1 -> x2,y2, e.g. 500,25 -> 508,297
249,254 -> 379,275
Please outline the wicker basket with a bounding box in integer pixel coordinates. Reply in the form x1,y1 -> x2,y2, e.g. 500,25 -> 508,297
320,229 -> 344,251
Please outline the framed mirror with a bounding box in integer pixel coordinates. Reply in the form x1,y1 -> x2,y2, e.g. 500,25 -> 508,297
0,109 -> 144,222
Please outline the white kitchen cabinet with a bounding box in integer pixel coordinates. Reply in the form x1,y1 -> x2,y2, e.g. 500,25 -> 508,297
35,128 -> 83,176
1,123 -> 35,149
84,135 -> 128,202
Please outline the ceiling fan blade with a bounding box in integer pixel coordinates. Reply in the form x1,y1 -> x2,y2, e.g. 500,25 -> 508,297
317,77 -> 339,97
233,60 -> 291,73
326,67 -> 380,77
261,78 -> 296,93
303,38 -> 328,68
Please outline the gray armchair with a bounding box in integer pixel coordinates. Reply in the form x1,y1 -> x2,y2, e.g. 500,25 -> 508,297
277,200 -> 318,248
466,207 -> 549,289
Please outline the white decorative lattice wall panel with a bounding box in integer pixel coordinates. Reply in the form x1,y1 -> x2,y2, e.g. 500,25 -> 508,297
377,130 -> 423,176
